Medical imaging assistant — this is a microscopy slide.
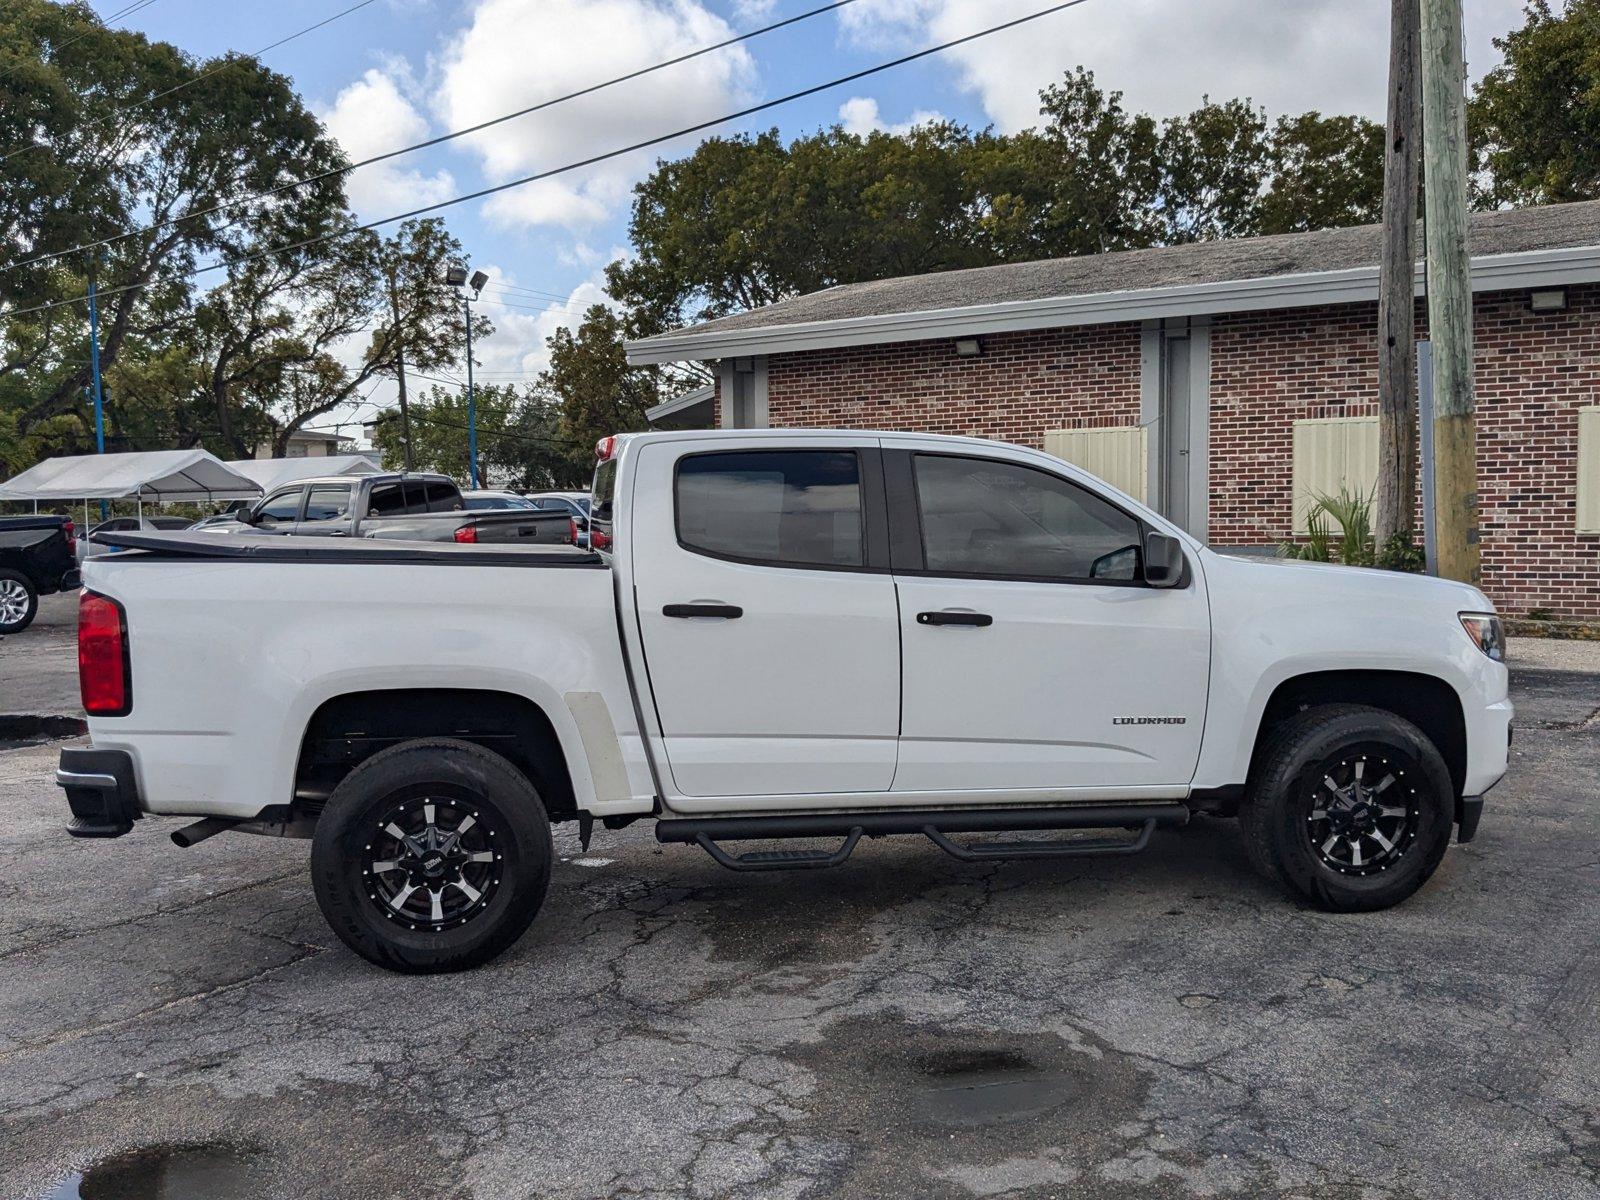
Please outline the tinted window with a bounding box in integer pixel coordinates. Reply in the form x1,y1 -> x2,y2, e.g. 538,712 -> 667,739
425,479 -> 461,511
367,482 -> 406,516
677,450 -> 863,568
912,455 -> 1142,581
303,486 -> 352,523
149,517 -> 191,530
465,495 -> 534,511
257,489 -> 304,523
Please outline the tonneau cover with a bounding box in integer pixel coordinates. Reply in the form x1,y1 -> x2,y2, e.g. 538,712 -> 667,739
90,529 -> 605,567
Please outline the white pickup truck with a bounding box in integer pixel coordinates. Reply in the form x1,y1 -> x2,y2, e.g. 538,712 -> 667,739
59,430 -> 1512,973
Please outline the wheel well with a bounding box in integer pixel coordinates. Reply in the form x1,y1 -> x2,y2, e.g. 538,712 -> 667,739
1253,671 -> 1467,795
294,689 -> 577,821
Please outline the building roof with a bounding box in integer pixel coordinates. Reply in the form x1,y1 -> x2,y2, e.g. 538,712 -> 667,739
627,200 -> 1600,365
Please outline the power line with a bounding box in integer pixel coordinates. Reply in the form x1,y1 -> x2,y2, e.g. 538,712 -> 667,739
1,0 -> 1095,323
4,0 -> 861,275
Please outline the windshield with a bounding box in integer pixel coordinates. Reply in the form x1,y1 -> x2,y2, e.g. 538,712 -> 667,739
465,495 -> 535,511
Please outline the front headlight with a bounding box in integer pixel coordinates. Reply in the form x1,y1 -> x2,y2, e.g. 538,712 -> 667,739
1459,612 -> 1505,661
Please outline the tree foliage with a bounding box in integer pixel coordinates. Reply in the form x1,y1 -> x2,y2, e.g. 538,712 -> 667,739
1471,0 -> 1600,207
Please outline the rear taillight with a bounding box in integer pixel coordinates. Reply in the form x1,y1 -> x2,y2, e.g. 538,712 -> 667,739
596,435 -> 617,462
568,517 -> 578,544
63,519 -> 76,553
79,591 -> 130,716
591,527 -> 611,551
453,524 -> 478,544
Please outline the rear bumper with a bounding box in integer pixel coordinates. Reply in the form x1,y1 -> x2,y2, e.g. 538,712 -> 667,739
57,748 -> 141,838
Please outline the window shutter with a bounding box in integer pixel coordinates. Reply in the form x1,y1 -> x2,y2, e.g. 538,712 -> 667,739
1579,406 -> 1600,535
1292,417 -> 1379,534
1043,426 -> 1148,502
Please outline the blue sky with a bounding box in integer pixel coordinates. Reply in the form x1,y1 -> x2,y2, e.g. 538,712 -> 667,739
96,0 -> 1532,435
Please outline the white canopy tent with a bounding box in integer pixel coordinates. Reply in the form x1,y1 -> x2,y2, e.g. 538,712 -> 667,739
221,454 -> 380,497
0,450 -> 262,522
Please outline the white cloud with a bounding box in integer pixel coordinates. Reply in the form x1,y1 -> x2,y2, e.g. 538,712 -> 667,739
468,265 -> 622,380
731,0 -> 776,18
435,0 -> 755,231
837,95 -> 946,136
839,0 -> 1529,132
319,69 -> 457,216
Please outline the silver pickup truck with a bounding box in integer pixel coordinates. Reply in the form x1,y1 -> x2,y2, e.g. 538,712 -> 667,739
229,472 -> 570,545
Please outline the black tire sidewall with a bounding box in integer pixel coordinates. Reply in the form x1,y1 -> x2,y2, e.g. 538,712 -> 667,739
0,570 -> 38,634
311,739 -> 552,973
1258,710 -> 1454,911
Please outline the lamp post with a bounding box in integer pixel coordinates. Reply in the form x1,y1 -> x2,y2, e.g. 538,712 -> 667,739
445,264 -> 490,488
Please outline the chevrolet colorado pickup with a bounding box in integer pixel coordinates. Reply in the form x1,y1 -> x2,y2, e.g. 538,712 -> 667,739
0,515 -> 79,633
58,430 -> 1512,973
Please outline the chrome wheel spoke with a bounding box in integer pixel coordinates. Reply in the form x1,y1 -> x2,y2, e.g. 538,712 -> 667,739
389,882 -> 417,911
451,878 -> 482,903
465,850 -> 495,864
1380,805 -> 1407,819
1370,828 -> 1395,853
1349,837 -> 1364,867
370,859 -> 403,874
430,888 -> 444,923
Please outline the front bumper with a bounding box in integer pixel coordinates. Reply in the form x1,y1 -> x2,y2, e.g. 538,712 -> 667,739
58,747 -> 141,838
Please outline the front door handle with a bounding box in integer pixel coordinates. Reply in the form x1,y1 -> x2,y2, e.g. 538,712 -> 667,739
917,611 -> 993,627
663,603 -> 743,619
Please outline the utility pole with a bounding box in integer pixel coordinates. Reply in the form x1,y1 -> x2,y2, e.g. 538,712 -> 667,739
1376,0 -> 1421,547
387,267 -> 414,473
87,251 -> 108,520
1419,0 -> 1479,584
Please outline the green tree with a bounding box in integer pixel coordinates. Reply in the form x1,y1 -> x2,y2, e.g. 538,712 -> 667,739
1259,113 -> 1385,234
544,306 -> 661,470
1470,0 -> 1600,206
1157,97 -> 1271,243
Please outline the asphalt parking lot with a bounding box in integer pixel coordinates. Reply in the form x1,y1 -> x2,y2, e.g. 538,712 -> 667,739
1,594 -> 1596,1199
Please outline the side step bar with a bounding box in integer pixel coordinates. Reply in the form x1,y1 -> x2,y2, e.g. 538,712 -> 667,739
657,803 -> 1188,872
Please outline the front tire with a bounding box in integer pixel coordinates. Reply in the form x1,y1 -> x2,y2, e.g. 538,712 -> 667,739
311,738 -> 553,973
0,570 -> 38,634
1240,704 -> 1455,912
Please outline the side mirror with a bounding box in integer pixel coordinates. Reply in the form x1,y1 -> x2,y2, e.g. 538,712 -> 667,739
241,506 -> 263,526
1144,532 -> 1184,588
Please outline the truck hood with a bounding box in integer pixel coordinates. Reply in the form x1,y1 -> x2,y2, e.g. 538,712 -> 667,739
1204,549 -> 1494,615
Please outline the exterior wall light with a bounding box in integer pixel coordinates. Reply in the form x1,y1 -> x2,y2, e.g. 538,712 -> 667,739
954,338 -> 983,357
1528,288 -> 1568,313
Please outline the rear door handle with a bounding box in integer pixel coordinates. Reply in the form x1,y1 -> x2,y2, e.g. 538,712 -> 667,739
917,611 -> 993,627
663,603 -> 743,619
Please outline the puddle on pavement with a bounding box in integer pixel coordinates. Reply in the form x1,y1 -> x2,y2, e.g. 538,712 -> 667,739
911,1047 -> 1081,1128
0,713 -> 86,751
785,1013 -> 1154,1197
44,1143 -> 267,1200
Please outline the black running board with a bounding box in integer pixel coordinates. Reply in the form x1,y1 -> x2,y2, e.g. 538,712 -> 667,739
658,803 -> 1187,872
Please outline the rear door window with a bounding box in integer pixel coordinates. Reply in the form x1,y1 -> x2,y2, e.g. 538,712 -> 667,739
367,482 -> 406,516
676,450 -> 863,568
425,479 -> 462,511
302,485 -> 352,523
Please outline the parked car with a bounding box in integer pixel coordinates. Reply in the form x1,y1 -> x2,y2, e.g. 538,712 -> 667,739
462,490 -> 537,511
227,473 -> 570,544
0,515 -> 79,634
79,515 -> 193,563
527,490 -> 593,547
59,430 -> 1511,974
188,512 -> 241,531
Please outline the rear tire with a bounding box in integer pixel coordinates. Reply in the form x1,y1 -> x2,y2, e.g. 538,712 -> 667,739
311,738 -> 553,973
1240,704 -> 1454,912
0,569 -> 38,634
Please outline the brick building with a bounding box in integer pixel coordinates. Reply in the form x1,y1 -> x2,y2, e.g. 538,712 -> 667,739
627,201 -> 1600,620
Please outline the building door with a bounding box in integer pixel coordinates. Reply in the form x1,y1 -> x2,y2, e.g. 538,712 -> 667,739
1145,320 -> 1209,540
1160,332 -> 1193,533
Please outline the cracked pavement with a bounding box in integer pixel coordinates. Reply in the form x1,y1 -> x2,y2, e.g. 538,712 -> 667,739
1,613 -> 1596,1198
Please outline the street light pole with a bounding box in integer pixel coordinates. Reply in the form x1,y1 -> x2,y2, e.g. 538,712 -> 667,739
463,289 -> 478,489
446,264 -> 490,489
